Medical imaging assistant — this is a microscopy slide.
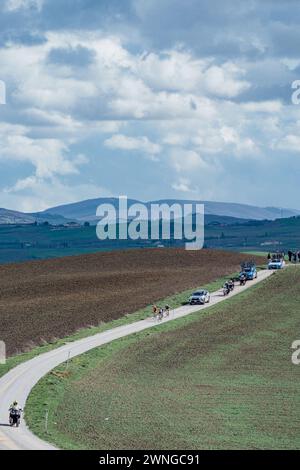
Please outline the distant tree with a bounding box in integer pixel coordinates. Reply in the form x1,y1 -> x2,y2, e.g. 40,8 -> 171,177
42,221 -> 49,226
220,232 -> 225,239
84,221 -> 90,227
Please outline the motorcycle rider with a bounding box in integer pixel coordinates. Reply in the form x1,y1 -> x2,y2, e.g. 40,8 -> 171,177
223,281 -> 230,295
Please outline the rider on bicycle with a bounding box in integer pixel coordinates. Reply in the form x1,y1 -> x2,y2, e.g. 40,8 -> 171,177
9,401 -> 23,417
9,400 -> 21,411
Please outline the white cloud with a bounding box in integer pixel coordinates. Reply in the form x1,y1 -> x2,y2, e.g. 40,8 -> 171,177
136,50 -> 250,98
0,31 -> 239,123
4,0 -> 44,12
219,126 -> 257,154
104,134 -> 161,155
242,100 -> 282,113
137,50 -> 206,92
158,109 -> 259,158
3,178 -> 111,213
0,123 -> 86,180
275,134 -> 300,153
204,63 -> 250,98
172,177 -> 197,193
170,149 -> 207,173
0,27 -> 296,210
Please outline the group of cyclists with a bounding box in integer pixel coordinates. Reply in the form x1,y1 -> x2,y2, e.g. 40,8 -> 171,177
152,304 -> 170,321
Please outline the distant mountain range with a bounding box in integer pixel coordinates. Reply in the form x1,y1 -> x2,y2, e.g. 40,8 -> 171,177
0,208 -> 36,225
0,198 -> 299,225
42,198 -> 300,223
0,208 -> 71,225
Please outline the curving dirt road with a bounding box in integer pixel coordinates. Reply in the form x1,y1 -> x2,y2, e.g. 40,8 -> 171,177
0,269 -> 273,450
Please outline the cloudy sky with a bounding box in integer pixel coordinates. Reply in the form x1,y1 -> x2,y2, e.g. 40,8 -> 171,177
0,0 -> 300,212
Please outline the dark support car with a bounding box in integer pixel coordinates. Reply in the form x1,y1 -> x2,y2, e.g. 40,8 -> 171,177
239,261 -> 257,280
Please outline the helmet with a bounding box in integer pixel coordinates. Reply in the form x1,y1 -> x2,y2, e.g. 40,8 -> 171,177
13,400 -> 18,406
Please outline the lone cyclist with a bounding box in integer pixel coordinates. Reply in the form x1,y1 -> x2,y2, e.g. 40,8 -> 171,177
9,400 -> 22,412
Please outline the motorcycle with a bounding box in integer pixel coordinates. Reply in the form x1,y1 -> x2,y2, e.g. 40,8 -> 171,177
9,409 -> 21,427
223,285 -> 230,296
228,281 -> 235,291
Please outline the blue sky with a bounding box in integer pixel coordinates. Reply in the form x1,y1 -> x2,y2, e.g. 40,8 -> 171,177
0,0 -> 300,211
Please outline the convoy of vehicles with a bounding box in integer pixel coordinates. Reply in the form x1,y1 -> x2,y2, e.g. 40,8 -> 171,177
188,260 -> 260,305
187,253 -> 288,309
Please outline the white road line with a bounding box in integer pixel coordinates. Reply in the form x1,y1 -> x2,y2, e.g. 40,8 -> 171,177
0,269 -> 273,450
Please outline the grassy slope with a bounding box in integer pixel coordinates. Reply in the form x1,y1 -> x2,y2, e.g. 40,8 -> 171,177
26,268 -> 300,450
0,272 -> 235,379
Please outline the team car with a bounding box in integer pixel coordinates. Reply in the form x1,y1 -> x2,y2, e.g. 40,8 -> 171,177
239,261 -> 257,280
188,289 -> 210,305
268,255 -> 285,270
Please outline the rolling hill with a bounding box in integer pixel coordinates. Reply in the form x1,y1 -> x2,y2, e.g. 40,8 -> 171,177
26,267 -> 300,450
1,198 -> 299,226
0,208 -> 72,225
0,208 -> 35,225
43,198 -> 300,223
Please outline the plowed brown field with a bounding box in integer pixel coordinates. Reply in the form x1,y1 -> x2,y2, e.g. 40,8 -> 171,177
0,249 -> 263,355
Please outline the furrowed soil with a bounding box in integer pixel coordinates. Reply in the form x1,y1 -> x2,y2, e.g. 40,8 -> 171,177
0,249 -> 262,356
27,267 -> 300,450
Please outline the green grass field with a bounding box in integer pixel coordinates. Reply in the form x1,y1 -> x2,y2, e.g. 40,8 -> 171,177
26,268 -> 300,450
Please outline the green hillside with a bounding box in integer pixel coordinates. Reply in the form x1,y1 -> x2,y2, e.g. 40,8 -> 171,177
26,268 -> 300,450
0,215 -> 300,264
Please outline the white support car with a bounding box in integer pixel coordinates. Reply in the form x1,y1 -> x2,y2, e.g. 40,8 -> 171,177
188,289 -> 210,305
268,258 -> 285,269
